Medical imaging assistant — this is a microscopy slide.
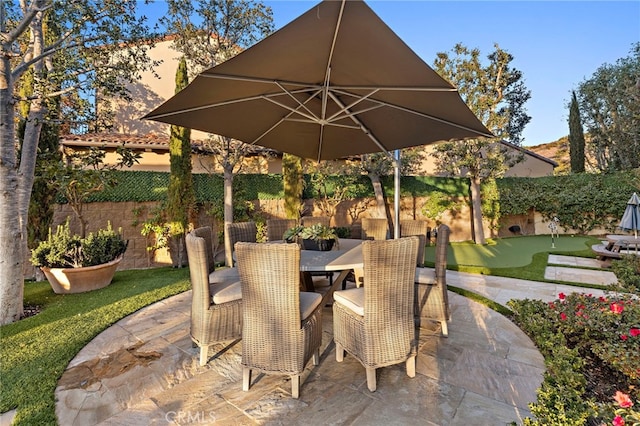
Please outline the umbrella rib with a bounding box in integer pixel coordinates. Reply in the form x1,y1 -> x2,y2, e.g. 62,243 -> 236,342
326,89 -> 381,122
200,72 -> 323,90
201,73 -> 457,93
144,88 -> 312,120
320,0 -> 346,127
330,92 -> 394,159
275,81 -> 318,120
332,88 -> 495,138
262,90 -> 323,122
285,118 -> 360,130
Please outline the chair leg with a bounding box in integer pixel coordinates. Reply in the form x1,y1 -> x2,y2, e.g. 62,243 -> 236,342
406,356 -> 416,378
242,367 -> 251,391
335,342 -> 344,362
199,346 -> 209,366
441,320 -> 449,337
366,367 -> 377,392
313,348 -> 320,366
291,375 -> 300,399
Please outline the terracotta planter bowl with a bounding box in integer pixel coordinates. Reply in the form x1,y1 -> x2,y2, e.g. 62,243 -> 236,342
41,257 -> 122,294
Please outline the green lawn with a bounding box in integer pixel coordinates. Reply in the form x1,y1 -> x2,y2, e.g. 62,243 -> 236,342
425,234 -> 604,284
0,267 -> 190,425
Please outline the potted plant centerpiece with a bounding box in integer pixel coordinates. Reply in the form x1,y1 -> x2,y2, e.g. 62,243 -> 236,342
31,220 -> 128,294
297,223 -> 339,251
283,225 -> 305,244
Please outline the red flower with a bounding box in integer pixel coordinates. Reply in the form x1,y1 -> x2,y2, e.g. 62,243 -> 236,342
621,334 -> 629,341
548,302 -> 556,309
613,415 -> 625,426
558,292 -> 566,300
560,312 -> 567,321
614,391 -> 633,408
611,303 -> 624,314
630,328 -> 640,337
599,296 -> 608,302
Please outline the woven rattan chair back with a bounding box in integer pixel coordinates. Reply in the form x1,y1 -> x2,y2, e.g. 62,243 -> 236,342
400,220 -> 429,267
235,242 -> 322,398
225,221 -> 257,265
414,223 -> 451,336
185,232 -> 242,365
333,237 -> 419,392
192,226 -> 216,274
361,217 -> 389,241
266,218 -> 298,241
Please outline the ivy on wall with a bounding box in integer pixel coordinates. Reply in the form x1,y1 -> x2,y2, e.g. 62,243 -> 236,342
66,169 -> 639,233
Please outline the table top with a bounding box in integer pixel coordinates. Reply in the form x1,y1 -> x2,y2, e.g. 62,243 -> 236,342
606,234 -> 640,244
299,238 -> 363,272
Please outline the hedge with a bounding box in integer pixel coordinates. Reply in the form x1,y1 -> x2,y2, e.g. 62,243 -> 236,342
65,169 -> 639,233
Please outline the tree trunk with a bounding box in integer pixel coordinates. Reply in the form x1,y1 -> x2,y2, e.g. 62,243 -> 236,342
470,177 -> 486,245
367,172 -> 387,218
0,57 -> 24,324
223,164 -> 234,267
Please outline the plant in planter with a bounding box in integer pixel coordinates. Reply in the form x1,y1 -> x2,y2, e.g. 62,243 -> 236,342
283,225 -> 305,243
31,220 -> 128,294
297,223 -> 339,251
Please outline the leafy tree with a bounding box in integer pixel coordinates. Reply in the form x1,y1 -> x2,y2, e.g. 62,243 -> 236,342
357,148 -> 425,233
166,57 -> 195,267
46,147 -> 140,238
576,42 -> 640,172
0,0 -> 155,324
568,91 -> 586,173
160,0 -> 274,267
430,43 -> 531,244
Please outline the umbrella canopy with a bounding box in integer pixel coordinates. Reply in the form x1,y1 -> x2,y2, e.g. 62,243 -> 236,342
143,0 -> 492,161
618,192 -> 640,238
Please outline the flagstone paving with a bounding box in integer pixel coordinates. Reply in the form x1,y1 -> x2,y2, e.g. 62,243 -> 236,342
50,256 -> 617,425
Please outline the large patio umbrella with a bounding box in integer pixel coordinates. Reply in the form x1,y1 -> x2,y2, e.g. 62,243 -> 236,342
618,192 -> 640,239
144,0 -> 492,236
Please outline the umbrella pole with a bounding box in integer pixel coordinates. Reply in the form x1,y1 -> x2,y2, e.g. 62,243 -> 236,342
394,150 -> 401,239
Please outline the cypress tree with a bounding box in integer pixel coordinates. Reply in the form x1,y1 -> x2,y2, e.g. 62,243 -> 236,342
166,57 -> 194,266
568,91 -> 586,173
282,153 -> 303,219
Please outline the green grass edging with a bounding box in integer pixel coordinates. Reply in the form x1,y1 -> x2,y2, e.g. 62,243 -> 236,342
0,267 -> 190,424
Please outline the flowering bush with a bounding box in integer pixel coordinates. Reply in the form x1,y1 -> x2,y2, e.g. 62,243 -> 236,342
548,292 -> 640,381
607,391 -> 640,426
510,288 -> 640,425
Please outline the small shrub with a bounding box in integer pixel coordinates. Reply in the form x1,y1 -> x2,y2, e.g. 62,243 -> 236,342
31,220 -> 127,268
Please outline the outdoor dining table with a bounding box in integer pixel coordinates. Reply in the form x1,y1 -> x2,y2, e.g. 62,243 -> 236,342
299,238 -> 363,305
605,234 -> 640,251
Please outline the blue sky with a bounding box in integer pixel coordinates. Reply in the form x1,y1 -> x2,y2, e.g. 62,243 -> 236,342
143,1 -> 639,147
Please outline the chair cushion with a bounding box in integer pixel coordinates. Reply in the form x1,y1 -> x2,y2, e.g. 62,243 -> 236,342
300,291 -> 322,320
209,267 -> 240,284
210,280 -> 242,304
333,287 -> 364,316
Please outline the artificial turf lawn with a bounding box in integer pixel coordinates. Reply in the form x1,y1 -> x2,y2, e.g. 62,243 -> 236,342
425,235 -> 597,268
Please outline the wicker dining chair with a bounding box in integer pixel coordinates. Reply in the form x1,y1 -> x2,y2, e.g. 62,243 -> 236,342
333,237 -> 419,392
192,226 -> 240,284
235,242 -> 323,399
225,221 -> 258,266
414,224 -> 451,336
400,219 -> 430,267
266,218 -> 298,241
360,218 -> 389,241
300,216 -> 330,227
185,232 -> 243,366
